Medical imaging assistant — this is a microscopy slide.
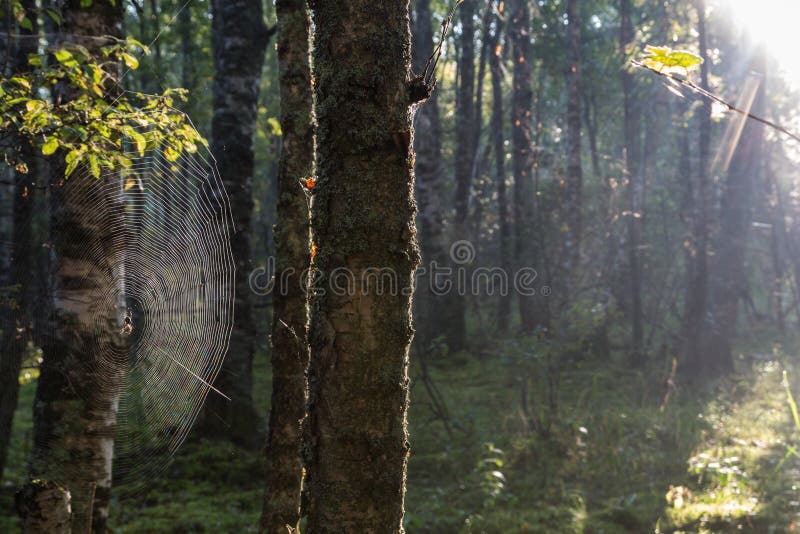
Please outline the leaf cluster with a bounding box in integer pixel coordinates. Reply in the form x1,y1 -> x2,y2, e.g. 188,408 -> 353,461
1,39 -> 206,179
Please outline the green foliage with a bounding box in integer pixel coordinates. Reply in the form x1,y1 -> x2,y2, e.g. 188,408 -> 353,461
1,40 -> 206,179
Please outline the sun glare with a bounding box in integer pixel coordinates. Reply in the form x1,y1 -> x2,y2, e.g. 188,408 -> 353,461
717,0 -> 800,87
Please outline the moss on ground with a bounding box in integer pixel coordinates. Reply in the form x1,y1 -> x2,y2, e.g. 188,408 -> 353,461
4,338 -> 800,532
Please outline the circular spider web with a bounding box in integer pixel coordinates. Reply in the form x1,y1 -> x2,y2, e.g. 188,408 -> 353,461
37,114 -> 235,492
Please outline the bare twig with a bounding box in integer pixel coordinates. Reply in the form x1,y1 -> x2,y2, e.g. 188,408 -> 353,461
632,59 -> 800,144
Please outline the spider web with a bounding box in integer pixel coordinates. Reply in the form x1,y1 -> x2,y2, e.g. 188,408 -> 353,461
30,113 -> 236,492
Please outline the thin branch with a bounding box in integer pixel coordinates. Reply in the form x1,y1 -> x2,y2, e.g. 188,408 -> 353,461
631,59 -> 800,144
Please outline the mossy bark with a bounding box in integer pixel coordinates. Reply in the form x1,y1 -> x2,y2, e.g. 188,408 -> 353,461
204,0 -> 269,446
16,480 -> 72,534
260,0 -> 313,531
30,3 -> 125,533
305,0 -> 420,530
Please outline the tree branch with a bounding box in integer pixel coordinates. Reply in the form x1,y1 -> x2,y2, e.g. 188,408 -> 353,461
632,59 -> 800,144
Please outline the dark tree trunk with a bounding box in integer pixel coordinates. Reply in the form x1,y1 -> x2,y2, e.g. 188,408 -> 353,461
620,0 -> 643,362
28,3 -> 125,532
203,0 -> 269,446
681,0 -> 711,374
509,0 -> 538,333
704,51 -> 767,375
446,0 -> 475,352
16,480 -> 71,534
488,5 -> 511,333
412,0 -> 447,350
564,0 -> 582,274
305,0 -> 419,530
260,0 -> 313,531
0,0 -> 36,485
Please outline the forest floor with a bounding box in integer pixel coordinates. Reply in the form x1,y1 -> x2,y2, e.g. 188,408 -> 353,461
3,333 -> 800,532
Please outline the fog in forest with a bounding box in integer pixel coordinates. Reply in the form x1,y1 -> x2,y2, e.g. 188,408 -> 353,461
3,0 -> 800,532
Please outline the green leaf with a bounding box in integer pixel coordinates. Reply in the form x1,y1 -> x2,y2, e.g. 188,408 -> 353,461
45,8 -> 61,26
642,45 -> 703,74
18,17 -> 32,31
54,49 -> 73,64
87,153 -> 100,178
65,149 -> 83,177
42,137 -> 59,155
121,52 -> 139,70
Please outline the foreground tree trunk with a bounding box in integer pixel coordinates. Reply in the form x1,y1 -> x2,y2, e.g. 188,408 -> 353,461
16,480 -> 71,534
28,3 -> 125,532
0,0 -> 36,484
204,0 -> 269,446
305,0 -> 420,530
412,0 -> 447,350
260,0 -> 313,531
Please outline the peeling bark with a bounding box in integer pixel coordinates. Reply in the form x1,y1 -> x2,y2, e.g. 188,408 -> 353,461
29,3 -> 125,532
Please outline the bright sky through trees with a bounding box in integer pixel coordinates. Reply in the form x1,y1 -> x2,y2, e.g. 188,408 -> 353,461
719,0 -> 800,86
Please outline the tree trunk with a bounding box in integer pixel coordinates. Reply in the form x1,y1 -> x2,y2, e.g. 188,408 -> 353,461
304,0 -> 419,530
445,0 -> 476,352
203,0 -> 269,446
16,480 -> 71,534
0,0 -> 36,484
488,5 -> 511,333
29,3 -> 125,532
564,0 -> 582,274
412,0 -> 447,350
509,0 -> 538,333
704,50 -> 767,375
681,0 -> 711,374
260,0 -> 313,531
620,0 -> 643,362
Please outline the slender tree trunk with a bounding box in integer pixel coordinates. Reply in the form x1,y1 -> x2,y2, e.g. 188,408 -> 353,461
27,3 -> 126,532
412,0 -> 447,350
305,0 -> 420,529
260,0 -> 313,531
564,0 -> 582,274
444,0 -> 476,352
620,0 -> 643,361
704,50 -> 767,375
0,0 -> 36,485
682,0 -> 711,374
203,0 -> 269,446
488,5 -> 511,332
509,0 -> 538,333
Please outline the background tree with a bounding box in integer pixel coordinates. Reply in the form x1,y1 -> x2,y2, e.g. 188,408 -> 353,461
202,0 -> 270,446
260,0 -> 313,531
